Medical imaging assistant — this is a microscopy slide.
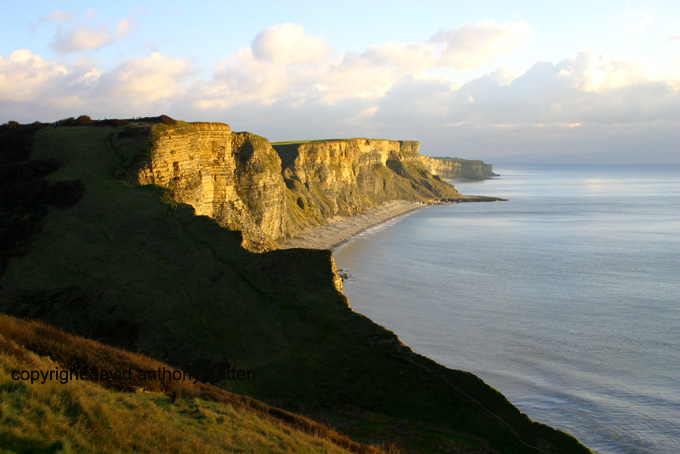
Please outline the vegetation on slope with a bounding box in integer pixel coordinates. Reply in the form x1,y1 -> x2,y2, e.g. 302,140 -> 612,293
0,313 -> 382,454
0,120 -> 592,453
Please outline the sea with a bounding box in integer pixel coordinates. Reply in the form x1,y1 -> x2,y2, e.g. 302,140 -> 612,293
334,164 -> 680,454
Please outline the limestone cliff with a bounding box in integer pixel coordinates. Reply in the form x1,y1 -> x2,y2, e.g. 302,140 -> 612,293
125,123 -> 463,251
274,138 -> 461,221
421,156 -> 498,180
130,123 -> 284,251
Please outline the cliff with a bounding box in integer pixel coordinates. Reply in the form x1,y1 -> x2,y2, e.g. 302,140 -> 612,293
129,123 -> 461,251
274,138 -> 460,216
422,156 -> 498,180
131,123 -> 283,251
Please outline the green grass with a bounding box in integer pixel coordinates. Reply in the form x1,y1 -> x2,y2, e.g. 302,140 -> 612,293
0,124 -> 593,454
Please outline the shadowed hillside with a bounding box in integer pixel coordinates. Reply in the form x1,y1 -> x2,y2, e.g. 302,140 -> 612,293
0,120 -> 593,453
0,313 -> 384,454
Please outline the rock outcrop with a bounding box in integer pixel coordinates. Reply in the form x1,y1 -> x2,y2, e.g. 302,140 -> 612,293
421,156 -> 498,180
130,123 -> 285,251
126,123 -> 462,251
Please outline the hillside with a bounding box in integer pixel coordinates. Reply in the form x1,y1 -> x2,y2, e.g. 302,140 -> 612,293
0,313 -> 382,454
0,119 -> 593,453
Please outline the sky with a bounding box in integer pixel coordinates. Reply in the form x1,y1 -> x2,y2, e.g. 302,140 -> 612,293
1,1 -> 678,163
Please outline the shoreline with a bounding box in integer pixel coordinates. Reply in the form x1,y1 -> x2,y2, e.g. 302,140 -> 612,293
278,196 -> 505,250
277,200 -> 425,250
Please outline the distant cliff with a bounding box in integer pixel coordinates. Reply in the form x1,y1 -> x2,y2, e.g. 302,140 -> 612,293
422,156 -> 498,180
274,138 -> 460,216
128,123 -> 461,251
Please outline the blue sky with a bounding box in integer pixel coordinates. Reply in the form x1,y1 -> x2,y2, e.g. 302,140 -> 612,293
1,1 -> 678,162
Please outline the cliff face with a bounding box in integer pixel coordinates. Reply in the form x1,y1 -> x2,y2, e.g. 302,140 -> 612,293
421,156 -> 497,180
130,123 -> 461,250
132,123 -> 284,251
275,138 -> 460,220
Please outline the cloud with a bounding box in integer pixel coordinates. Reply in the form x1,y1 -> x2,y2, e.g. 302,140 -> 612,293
0,49 -> 192,122
430,20 -> 534,69
48,9 -> 135,54
0,49 -> 69,102
95,52 -> 191,105
202,20 -> 532,110
52,25 -> 114,53
318,53 -> 396,102
252,23 -> 330,64
361,20 -> 533,73
363,50 -> 679,158
41,10 -> 73,22
364,42 -> 436,73
205,26 -> 397,108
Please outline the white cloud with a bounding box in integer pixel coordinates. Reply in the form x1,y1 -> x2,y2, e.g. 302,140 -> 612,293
0,49 -> 69,102
319,53 -> 396,102
205,27 -> 397,108
200,20 -> 533,110
360,20 -> 533,73
115,17 -> 131,37
52,25 -> 113,53
430,20 -> 534,70
49,10 -> 135,54
95,52 -> 191,105
575,52 -> 650,91
364,42 -> 435,73
252,23 -> 330,64
0,48 -> 193,122
368,51 -> 678,132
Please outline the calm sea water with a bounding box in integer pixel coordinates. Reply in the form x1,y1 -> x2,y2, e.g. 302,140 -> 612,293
334,164 -> 680,454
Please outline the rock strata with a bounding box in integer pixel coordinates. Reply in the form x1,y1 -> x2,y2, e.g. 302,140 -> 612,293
131,123 -> 285,251
274,138 -> 460,219
128,123 -> 464,251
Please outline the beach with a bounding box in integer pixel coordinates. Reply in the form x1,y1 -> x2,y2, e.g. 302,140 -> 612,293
277,200 -> 423,250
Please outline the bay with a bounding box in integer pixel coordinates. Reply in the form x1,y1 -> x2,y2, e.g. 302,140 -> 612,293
334,164 -> 680,454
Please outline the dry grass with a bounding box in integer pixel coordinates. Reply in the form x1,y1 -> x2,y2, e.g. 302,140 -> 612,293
0,313 -> 388,454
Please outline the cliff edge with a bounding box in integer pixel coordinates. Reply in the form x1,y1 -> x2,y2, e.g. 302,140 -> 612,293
129,123 -> 462,251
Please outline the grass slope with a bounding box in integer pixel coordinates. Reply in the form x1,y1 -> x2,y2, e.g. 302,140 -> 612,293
0,123 -> 593,453
0,313 -> 381,454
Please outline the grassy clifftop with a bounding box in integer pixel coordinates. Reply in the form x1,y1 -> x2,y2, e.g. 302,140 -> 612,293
0,121 -> 592,453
